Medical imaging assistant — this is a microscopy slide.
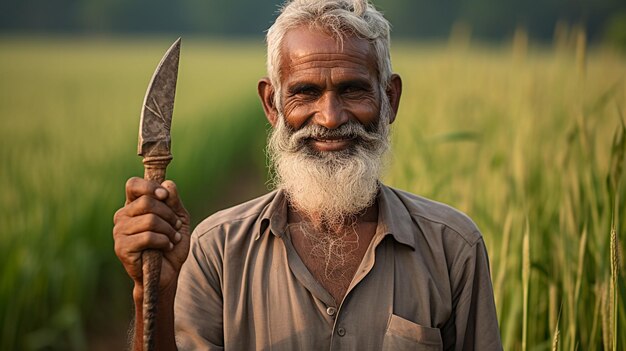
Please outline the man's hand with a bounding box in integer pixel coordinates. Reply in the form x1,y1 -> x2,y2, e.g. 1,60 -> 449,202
113,177 -> 191,297
113,178 -> 190,350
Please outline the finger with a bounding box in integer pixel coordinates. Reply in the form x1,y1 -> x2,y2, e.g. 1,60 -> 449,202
114,231 -> 173,283
118,231 -> 175,255
125,195 -> 180,229
164,231 -> 191,269
161,181 -> 189,220
125,177 -> 168,204
114,213 -> 181,246
113,207 -> 125,226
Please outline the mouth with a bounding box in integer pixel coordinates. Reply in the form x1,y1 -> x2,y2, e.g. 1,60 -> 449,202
309,136 -> 356,152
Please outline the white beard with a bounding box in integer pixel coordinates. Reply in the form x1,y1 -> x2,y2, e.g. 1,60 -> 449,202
267,96 -> 392,230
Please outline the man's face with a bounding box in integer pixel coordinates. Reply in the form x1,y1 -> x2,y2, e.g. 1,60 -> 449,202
259,25 -> 401,229
278,25 -> 383,152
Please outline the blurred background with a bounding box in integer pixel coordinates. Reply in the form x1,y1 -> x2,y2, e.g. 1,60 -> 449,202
1,0 -> 625,350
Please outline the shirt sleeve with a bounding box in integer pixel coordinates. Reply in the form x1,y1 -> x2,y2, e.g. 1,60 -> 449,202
174,228 -> 225,351
447,237 -> 503,351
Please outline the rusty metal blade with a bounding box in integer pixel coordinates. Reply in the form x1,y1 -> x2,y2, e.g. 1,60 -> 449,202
138,38 -> 181,157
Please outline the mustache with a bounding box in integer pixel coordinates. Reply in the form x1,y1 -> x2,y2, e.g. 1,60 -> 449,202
283,120 -> 384,153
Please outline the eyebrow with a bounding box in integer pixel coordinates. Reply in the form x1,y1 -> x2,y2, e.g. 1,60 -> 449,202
337,79 -> 373,90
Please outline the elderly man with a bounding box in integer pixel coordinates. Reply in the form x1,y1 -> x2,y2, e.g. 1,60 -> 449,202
113,0 -> 503,350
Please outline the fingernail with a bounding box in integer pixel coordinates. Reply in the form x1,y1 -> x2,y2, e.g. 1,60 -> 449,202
175,219 -> 183,230
155,188 -> 168,199
169,242 -> 174,250
175,232 -> 182,243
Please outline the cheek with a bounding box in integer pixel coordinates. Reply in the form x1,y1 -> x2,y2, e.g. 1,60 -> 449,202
345,99 -> 380,125
282,100 -> 313,129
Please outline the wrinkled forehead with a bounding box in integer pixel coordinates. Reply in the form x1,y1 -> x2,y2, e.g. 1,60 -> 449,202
280,25 -> 378,74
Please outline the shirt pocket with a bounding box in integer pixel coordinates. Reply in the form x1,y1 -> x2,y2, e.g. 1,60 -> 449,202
382,314 -> 443,351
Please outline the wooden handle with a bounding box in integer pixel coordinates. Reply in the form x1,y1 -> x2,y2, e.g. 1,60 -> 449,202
142,155 -> 172,351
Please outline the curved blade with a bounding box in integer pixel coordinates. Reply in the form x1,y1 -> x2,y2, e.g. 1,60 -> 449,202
138,38 -> 181,157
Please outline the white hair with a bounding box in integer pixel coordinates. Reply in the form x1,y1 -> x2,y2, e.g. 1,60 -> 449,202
266,0 -> 393,109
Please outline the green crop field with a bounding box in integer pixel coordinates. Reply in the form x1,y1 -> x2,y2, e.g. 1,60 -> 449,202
0,37 -> 270,350
387,42 -> 626,350
1,36 -> 625,350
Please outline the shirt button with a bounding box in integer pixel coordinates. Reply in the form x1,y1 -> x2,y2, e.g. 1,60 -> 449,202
326,307 -> 336,316
337,327 -> 346,336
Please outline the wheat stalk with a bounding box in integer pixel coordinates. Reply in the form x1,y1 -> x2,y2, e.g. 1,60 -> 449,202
552,325 -> 560,351
609,225 -> 618,351
522,221 -> 530,351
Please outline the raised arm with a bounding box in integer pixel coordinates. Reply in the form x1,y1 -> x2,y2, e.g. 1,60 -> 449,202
113,177 -> 191,351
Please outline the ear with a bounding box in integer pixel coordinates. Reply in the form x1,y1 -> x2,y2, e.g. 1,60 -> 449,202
385,74 -> 402,124
258,77 -> 279,127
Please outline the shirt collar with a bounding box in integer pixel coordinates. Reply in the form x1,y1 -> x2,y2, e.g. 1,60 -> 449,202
376,184 -> 417,250
254,189 -> 288,240
254,185 -> 417,250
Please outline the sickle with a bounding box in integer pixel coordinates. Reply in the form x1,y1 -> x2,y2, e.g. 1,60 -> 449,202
137,37 -> 181,351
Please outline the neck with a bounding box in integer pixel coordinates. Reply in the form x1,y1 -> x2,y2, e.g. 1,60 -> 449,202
286,198 -> 380,304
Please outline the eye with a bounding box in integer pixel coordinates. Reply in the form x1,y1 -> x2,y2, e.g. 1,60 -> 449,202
298,87 -> 319,96
343,86 -> 364,93
340,83 -> 369,97
289,84 -> 320,98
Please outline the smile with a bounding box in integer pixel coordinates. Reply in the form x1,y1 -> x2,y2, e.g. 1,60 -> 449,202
310,136 -> 355,151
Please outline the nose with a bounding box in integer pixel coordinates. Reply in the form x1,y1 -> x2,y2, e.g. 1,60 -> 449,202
313,92 -> 348,129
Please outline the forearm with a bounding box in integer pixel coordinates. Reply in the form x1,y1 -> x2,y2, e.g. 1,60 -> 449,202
132,284 -> 178,351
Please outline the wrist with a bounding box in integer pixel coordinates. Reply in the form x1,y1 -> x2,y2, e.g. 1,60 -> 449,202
133,283 -> 144,306
133,280 -> 178,303
132,282 -> 178,350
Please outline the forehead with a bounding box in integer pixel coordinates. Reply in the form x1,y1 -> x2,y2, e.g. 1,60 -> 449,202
280,25 -> 377,80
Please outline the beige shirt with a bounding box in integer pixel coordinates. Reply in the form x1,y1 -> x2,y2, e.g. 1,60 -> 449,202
175,185 -> 502,350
